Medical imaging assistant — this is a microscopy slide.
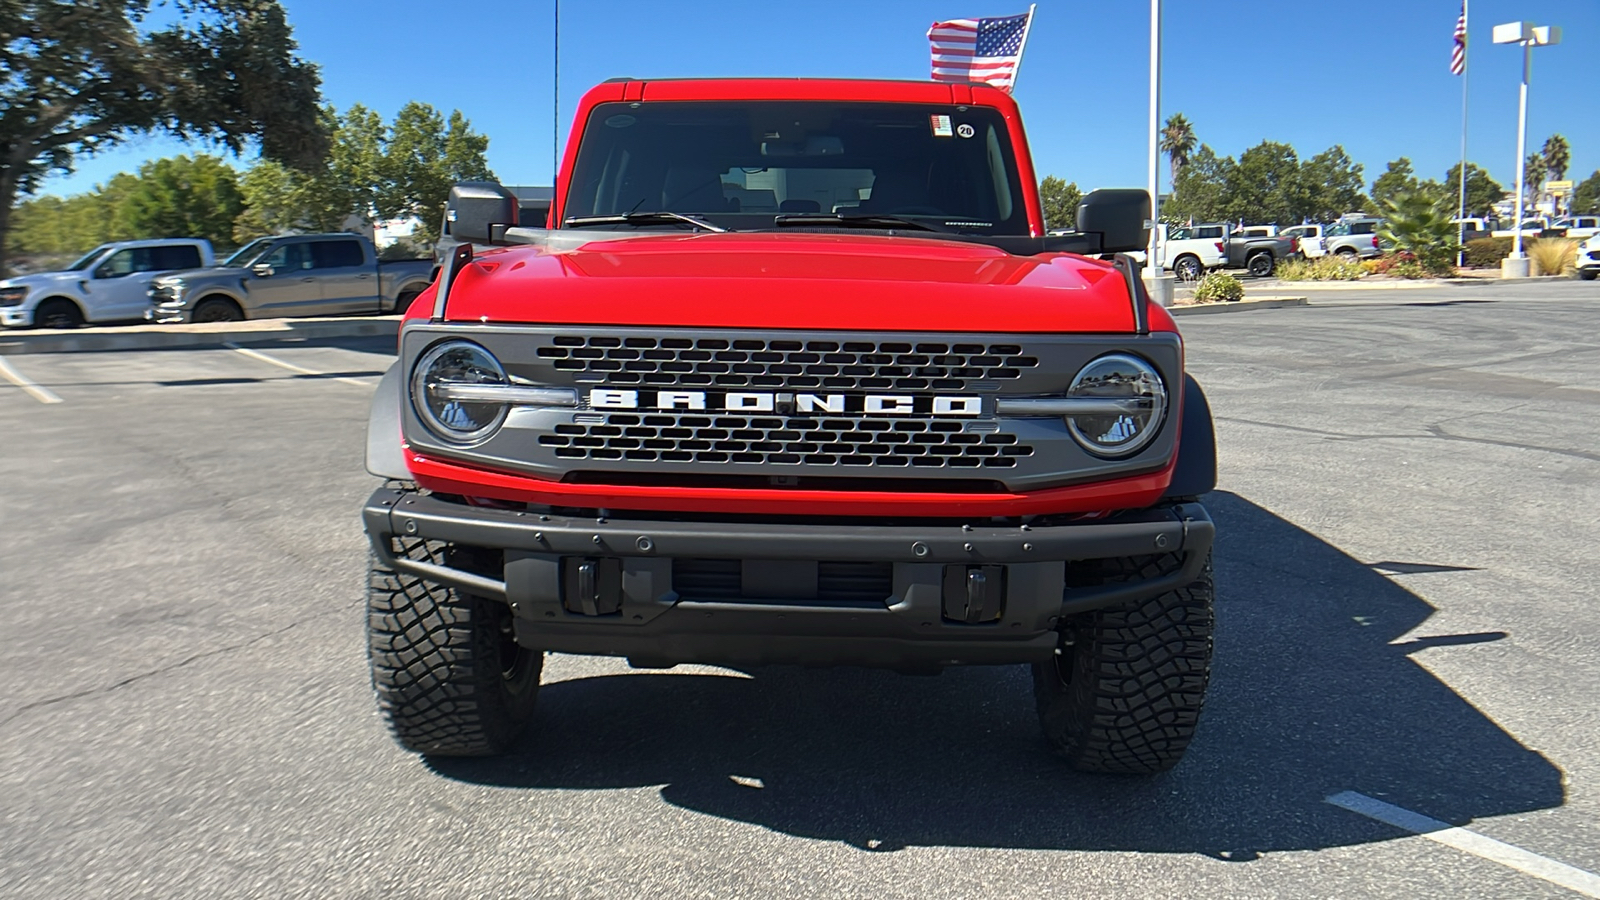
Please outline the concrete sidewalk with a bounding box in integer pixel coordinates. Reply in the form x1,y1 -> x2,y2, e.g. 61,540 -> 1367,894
0,316 -> 402,355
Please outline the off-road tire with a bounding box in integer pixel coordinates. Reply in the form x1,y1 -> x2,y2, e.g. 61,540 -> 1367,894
35,298 -> 83,329
1246,251 -> 1275,277
367,538 -> 542,756
1032,553 -> 1213,774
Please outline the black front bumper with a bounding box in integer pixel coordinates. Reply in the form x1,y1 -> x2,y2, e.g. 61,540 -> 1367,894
362,486 -> 1213,670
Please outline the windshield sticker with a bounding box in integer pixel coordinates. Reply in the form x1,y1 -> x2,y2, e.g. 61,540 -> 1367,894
956,123 -> 975,139
930,115 -> 953,137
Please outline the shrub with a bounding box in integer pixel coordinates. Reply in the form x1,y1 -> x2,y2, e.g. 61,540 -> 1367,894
1527,237 -> 1578,276
1278,255 -> 1364,281
1364,251 -> 1432,279
1378,191 -> 1459,275
1193,271 -> 1244,303
1463,236 -> 1513,268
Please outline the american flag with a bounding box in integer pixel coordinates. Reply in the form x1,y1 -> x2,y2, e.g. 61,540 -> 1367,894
1450,3 -> 1467,75
928,10 -> 1034,93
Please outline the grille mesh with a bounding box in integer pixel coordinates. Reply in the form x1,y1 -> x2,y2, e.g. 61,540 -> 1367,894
539,412 -> 1033,469
536,335 -> 1039,391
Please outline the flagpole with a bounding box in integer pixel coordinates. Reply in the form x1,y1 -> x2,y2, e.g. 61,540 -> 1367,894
1147,0 -> 1161,275
1457,0 -> 1469,266
553,0 -> 561,183
1010,4 -> 1037,91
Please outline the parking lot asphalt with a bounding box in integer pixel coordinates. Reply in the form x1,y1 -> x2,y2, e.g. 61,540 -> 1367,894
2,280 -> 1598,899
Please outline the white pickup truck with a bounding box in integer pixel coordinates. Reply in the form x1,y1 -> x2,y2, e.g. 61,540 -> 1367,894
1154,223 -> 1229,280
0,239 -> 214,329
1280,224 -> 1326,258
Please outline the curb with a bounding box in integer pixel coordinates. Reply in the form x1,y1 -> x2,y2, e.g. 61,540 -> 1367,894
1248,274 -> 1572,291
1169,297 -> 1308,316
0,316 -> 401,355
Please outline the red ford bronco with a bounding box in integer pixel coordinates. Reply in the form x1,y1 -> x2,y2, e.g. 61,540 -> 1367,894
363,78 -> 1216,774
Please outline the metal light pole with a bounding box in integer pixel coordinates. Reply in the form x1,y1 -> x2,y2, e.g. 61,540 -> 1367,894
1493,21 -> 1561,278
1143,0 -> 1174,307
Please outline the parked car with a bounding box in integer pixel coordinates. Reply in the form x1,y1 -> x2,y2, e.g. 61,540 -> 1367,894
1452,217 -> 1497,243
1324,218 -> 1384,259
0,239 -> 214,329
1491,217 -> 1550,239
1154,222 -> 1228,280
1546,216 -> 1600,240
1578,234 -> 1599,281
1280,224 -> 1325,258
1226,228 -> 1300,276
146,233 -> 434,323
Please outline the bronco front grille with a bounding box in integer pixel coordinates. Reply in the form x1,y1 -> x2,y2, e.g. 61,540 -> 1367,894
536,335 -> 1039,391
538,412 -> 1034,469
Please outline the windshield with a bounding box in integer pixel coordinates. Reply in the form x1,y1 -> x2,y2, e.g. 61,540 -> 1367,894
66,245 -> 113,271
564,101 -> 1029,236
221,238 -> 275,267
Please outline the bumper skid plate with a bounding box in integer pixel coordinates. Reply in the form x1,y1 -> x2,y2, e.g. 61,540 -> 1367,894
363,487 -> 1213,670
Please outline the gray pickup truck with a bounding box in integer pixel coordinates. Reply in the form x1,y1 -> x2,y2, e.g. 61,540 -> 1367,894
147,233 -> 434,323
1323,218 -> 1384,260
1226,226 -> 1300,276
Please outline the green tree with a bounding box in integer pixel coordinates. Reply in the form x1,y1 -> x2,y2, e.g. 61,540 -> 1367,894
1165,144 -> 1234,224
1522,153 -> 1547,207
385,104 -> 495,243
1442,162 -> 1505,218
1227,141 -> 1302,224
1371,158 -> 1420,208
1160,113 -> 1197,187
115,155 -> 243,247
1038,176 -> 1082,231
1541,134 -> 1571,183
1572,170 -> 1600,215
1379,191 -> 1460,275
0,0 -> 326,274
1297,145 -> 1366,222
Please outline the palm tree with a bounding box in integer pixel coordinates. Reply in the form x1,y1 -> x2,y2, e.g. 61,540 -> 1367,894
1524,152 -> 1548,209
1378,191 -> 1460,275
1160,113 -> 1197,187
1542,134 -> 1571,183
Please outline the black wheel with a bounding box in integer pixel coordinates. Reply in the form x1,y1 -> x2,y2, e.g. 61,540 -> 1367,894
192,297 -> 243,323
1173,255 -> 1203,282
1580,269 -> 1597,281
367,539 -> 541,756
1335,247 -> 1358,260
35,298 -> 83,329
1246,252 -> 1275,277
1032,553 -> 1213,774
394,289 -> 423,315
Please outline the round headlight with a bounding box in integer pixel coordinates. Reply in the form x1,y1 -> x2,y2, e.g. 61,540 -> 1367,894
1065,353 -> 1167,457
412,340 -> 509,443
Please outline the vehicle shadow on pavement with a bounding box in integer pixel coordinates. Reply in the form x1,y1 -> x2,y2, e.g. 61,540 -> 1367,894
427,490 -> 1563,855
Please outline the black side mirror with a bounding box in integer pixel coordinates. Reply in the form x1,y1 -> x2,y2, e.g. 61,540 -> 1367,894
447,182 -> 519,243
1076,189 -> 1151,254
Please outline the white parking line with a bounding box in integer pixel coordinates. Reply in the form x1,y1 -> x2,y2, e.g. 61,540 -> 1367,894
1327,791 -> 1600,898
0,356 -> 63,404
222,342 -> 372,387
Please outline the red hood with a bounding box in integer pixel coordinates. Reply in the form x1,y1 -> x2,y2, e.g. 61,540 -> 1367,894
430,233 -> 1168,334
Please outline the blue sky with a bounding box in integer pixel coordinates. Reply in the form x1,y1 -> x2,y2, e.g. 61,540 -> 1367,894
37,0 -> 1600,201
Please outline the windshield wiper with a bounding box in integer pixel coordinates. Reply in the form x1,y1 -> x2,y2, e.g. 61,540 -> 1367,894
772,213 -> 951,233
564,211 -> 727,232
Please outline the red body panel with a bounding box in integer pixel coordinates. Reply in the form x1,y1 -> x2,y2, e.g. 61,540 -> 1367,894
434,235 -> 1153,333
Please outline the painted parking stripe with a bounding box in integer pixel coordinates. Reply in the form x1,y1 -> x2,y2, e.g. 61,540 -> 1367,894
1327,791 -> 1600,898
222,342 -> 372,387
0,355 -> 63,404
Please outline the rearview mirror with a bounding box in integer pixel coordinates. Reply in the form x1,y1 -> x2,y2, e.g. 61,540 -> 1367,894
251,263 -> 275,278
447,182 -> 520,243
1076,189 -> 1151,254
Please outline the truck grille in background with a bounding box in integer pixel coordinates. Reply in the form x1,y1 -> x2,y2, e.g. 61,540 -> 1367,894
538,412 -> 1034,469
672,559 -> 893,603
536,336 -> 1039,391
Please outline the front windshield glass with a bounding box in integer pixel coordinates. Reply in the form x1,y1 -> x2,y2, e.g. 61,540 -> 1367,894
564,101 -> 1029,236
222,238 -> 275,267
66,245 -> 113,271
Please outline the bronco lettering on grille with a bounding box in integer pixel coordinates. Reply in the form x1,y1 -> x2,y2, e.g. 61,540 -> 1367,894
589,389 -> 983,417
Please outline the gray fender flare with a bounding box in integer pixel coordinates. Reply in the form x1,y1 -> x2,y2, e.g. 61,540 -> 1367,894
365,362 -> 412,480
